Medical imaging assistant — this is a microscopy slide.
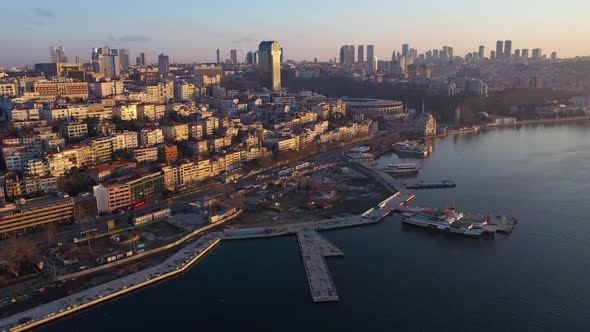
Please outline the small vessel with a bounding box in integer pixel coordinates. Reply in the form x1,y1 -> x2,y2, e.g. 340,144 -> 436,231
401,208 -> 484,237
349,146 -> 370,153
392,141 -> 431,157
386,163 -> 421,175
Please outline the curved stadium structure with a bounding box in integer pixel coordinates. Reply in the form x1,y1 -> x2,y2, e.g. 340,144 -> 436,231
343,98 -> 405,119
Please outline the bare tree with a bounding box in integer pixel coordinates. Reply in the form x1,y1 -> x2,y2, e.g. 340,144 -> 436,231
0,237 -> 36,278
79,216 -> 96,256
45,223 -> 58,246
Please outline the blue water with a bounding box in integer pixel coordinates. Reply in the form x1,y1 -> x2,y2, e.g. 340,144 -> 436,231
42,124 -> 590,331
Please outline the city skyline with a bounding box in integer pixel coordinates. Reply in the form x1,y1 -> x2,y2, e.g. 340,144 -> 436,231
1,0 -> 590,67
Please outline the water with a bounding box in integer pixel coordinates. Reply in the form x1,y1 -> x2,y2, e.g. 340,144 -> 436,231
42,124 -> 590,331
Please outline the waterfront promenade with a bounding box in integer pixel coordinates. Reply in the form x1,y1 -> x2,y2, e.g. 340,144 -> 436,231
0,234 -> 221,332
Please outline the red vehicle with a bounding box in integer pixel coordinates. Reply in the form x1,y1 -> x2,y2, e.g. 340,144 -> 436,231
113,199 -> 148,214
132,199 -> 148,209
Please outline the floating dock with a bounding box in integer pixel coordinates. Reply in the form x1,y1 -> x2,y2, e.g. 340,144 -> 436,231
404,180 -> 456,189
296,230 -> 343,302
475,215 -> 518,234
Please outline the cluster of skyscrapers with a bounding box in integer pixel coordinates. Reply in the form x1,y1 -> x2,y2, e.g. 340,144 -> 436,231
215,49 -> 244,65
339,44 -> 376,68
91,47 -> 121,78
49,46 -> 68,63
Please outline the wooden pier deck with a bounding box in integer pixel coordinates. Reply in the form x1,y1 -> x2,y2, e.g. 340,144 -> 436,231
296,230 -> 343,302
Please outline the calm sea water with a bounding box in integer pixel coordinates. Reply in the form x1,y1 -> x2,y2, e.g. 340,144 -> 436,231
42,124 -> 590,331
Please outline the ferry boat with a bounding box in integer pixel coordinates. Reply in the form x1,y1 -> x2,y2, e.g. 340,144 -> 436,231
392,141 -> 431,157
401,209 -> 484,237
349,146 -> 370,154
386,163 -> 421,175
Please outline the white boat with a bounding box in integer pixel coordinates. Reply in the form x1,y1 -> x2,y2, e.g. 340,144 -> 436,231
386,163 -> 421,175
349,146 -> 370,153
401,209 -> 484,237
392,141 -> 431,157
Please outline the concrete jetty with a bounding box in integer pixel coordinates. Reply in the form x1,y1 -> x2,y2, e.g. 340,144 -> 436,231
404,180 -> 456,189
0,234 -> 221,332
296,230 -> 343,302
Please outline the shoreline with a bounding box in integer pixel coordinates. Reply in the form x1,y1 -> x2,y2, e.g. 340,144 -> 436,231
425,116 -> 590,139
0,165 -> 413,331
0,236 -> 222,332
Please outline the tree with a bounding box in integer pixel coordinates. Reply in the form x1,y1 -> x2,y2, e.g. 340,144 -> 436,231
0,237 -> 36,278
79,216 -> 96,256
45,223 -> 58,246
57,167 -> 95,196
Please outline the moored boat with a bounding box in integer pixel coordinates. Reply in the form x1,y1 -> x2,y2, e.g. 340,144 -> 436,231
385,163 -> 421,175
392,141 -> 431,157
401,209 -> 484,237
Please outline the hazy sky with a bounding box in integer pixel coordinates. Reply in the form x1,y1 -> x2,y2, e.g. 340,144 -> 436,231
1,0 -> 590,67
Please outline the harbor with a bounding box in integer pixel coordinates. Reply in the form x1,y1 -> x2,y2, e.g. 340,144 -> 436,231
26,124 -> 588,332
0,150 -> 517,330
0,162 -> 417,330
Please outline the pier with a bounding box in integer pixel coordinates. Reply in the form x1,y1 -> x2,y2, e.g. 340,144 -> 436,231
297,230 -> 343,302
404,180 -> 456,189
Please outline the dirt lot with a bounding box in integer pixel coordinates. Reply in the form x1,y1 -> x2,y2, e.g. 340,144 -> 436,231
230,166 -> 389,229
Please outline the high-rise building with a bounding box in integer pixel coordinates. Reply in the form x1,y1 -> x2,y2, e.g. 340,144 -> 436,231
348,45 -> 355,63
340,45 -> 356,65
119,48 -> 130,66
367,45 -> 375,66
490,50 -> 496,59
358,45 -> 364,63
50,47 -> 58,63
280,48 -> 284,63
446,46 -> 454,58
92,47 -> 120,78
478,46 -> 485,59
551,52 -> 557,61
258,41 -> 282,91
521,48 -> 529,60
496,40 -> 504,59
514,49 -> 521,58
136,56 -> 142,66
50,46 -> 68,63
532,48 -> 542,59
371,56 -> 378,71
140,52 -> 148,66
504,40 -> 512,59
158,53 -> 170,74
216,49 -> 223,64
402,44 -> 409,57
230,49 -> 238,65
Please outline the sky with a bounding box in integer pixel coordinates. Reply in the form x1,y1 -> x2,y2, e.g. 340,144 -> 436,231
1,0 -> 590,67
